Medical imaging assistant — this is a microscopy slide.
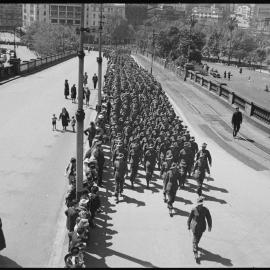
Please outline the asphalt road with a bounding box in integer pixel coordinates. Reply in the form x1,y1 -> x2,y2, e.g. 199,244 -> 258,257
0,51 -> 107,267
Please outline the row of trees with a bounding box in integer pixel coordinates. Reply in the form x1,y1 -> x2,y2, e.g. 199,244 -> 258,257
137,14 -> 270,68
21,22 -> 79,57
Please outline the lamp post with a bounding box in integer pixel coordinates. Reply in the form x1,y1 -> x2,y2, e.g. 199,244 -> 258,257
96,3 -> 104,113
150,29 -> 158,74
75,3 -> 86,201
187,14 -> 197,62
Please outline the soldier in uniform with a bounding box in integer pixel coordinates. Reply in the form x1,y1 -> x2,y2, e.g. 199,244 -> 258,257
163,162 -> 183,216
196,143 -> 212,175
193,154 -> 208,189
187,197 -> 212,263
144,144 -> 157,188
188,136 -> 198,177
128,137 -> 142,188
113,153 -> 127,203
178,142 -> 192,188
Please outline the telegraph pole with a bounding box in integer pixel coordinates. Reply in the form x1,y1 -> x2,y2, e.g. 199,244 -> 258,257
96,3 -> 103,113
76,3 -> 85,201
150,29 -> 155,74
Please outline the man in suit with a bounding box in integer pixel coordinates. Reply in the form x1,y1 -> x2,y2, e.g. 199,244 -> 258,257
231,106 -> 243,138
187,197 -> 212,263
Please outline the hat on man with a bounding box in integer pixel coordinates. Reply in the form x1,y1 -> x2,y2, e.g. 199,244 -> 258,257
184,142 -> 190,147
170,162 -> 177,169
116,153 -> 124,159
190,136 -> 195,141
202,142 -> 207,147
197,196 -> 204,205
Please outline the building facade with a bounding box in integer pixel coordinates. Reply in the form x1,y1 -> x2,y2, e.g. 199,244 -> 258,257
0,4 -> 22,31
192,5 -> 224,25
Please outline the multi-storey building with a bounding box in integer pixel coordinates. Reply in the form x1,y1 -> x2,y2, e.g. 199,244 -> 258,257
252,4 -> 270,33
192,5 -> 224,25
0,4 -> 22,31
22,4 -> 49,27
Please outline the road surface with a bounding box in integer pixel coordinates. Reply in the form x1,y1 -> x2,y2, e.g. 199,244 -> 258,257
0,51 -> 107,267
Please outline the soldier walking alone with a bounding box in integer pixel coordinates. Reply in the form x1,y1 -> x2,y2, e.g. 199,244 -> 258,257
187,197 -> 212,263
231,106 -> 243,138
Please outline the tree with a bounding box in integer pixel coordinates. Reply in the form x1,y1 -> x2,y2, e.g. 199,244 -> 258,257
111,19 -> 135,45
254,48 -> 267,70
125,4 -> 148,29
226,16 -> 238,65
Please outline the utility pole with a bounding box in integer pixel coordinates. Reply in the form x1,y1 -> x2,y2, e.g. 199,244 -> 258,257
150,29 -> 155,74
76,3 -> 85,201
96,3 -> 103,113
13,27 -> 16,56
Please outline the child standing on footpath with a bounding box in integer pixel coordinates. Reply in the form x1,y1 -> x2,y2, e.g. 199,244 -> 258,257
71,116 -> 76,132
52,114 -> 57,131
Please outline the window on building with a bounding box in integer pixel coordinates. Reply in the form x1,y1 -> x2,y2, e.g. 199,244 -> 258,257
51,19 -> 58,23
59,6 -> 66,11
93,13 -> 95,18
93,21 -> 95,26
59,19 -> 66,24
93,7 -> 96,11
75,20 -> 80,24
51,11 -> 58,17
24,15 -> 27,20
51,5 -> 58,11
67,19 -> 73,24
44,11 -> 46,16
59,11 -> 66,17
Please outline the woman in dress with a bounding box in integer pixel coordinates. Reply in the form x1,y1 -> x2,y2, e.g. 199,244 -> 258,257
59,107 -> 70,131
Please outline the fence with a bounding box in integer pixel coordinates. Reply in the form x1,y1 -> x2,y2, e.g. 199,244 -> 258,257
137,50 -> 270,127
0,50 -> 77,82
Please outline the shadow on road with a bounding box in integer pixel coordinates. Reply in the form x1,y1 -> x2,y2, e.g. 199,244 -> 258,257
173,207 -> 190,217
199,248 -> 233,266
0,255 -> 22,268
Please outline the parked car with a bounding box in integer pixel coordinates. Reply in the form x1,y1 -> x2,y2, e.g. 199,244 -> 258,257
210,69 -> 221,78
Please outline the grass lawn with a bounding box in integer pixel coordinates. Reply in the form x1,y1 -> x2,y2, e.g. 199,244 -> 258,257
202,61 -> 270,110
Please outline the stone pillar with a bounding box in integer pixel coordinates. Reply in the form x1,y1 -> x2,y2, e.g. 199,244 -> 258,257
245,102 -> 254,116
208,80 -> 212,91
229,91 -> 234,104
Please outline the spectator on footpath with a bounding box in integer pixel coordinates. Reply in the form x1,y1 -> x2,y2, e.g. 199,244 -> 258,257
231,106 -> 243,138
59,107 -> 70,131
84,122 -> 96,148
224,70 -> 226,79
85,86 -> 91,106
187,197 -> 212,263
83,72 -> 88,86
71,116 -> 76,132
66,157 -> 76,185
92,73 -> 98,90
64,79 -> 69,99
52,114 -> 57,131
65,200 -> 79,232
265,85 -> 269,92
71,84 -> 77,103
239,67 -> 242,74
248,76 -> 251,82
0,217 -> 6,252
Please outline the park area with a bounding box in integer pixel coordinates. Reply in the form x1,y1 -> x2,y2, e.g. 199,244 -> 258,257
203,60 -> 270,109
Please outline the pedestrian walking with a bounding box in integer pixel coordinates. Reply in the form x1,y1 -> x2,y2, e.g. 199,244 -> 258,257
71,84 -> 77,103
71,116 -> 76,132
228,71 -> 232,80
92,73 -> 98,90
231,106 -> 243,138
0,217 -> 6,252
52,114 -> 57,131
239,67 -> 242,74
224,71 -> 226,79
59,107 -> 70,131
187,197 -> 212,263
85,86 -> 90,106
64,79 -> 69,99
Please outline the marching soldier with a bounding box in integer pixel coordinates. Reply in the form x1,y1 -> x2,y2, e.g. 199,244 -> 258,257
178,142 -> 192,188
128,137 -> 142,188
187,197 -> 212,263
144,144 -> 157,188
163,162 -> 182,216
188,136 -> 198,177
196,143 -> 212,175
113,153 -> 127,203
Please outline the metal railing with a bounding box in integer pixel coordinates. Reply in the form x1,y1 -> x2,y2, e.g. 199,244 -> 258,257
138,51 -> 270,126
0,50 -> 77,82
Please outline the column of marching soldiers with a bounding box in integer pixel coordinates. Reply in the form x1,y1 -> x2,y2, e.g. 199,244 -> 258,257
64,48 -> 213,266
